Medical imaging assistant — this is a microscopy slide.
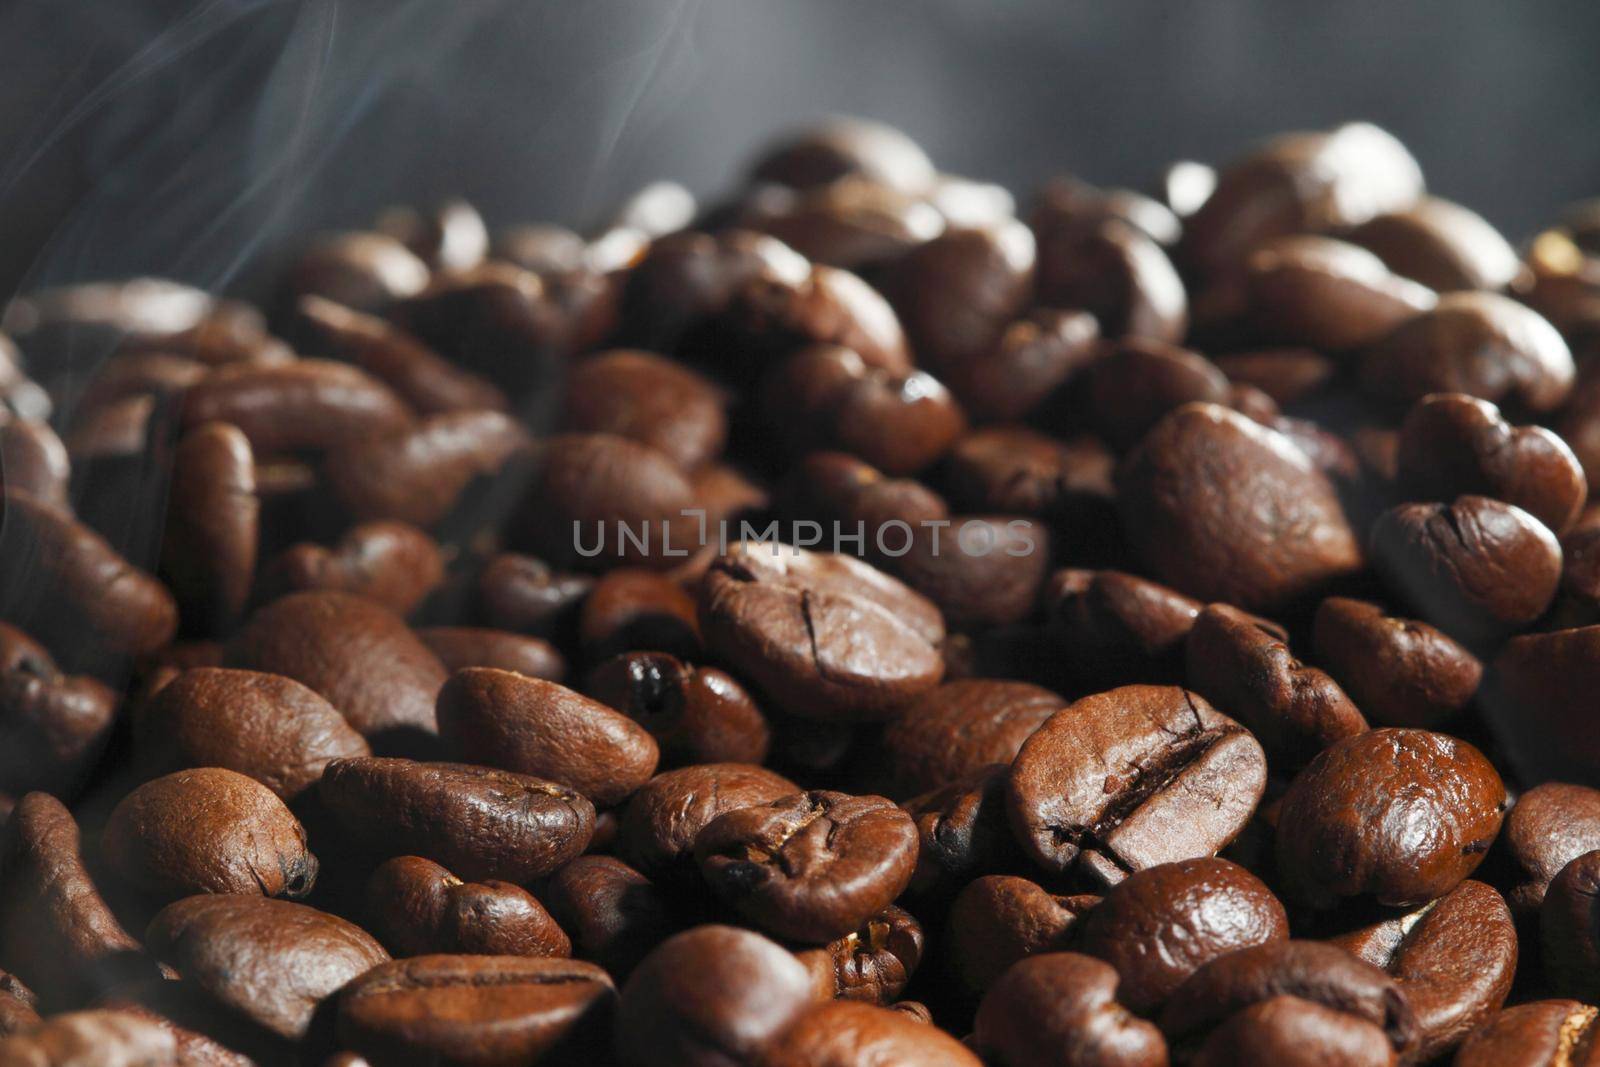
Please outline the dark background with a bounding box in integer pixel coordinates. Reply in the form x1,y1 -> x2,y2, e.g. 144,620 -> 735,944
3,0 -> 1599,307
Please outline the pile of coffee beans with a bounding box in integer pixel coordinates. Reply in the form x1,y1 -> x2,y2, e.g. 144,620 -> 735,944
5,115 -> 1600,1064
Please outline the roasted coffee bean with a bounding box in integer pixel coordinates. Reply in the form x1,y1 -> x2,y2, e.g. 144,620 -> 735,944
337,954 -> 612,1067
542,855 -> 677,980
614,925 -> 815,1067
0,1010 -> 178,1066
727,261 -> 913,379
1495,627 -> 1600,779
619,229 -> 810,351
1192,996 -> 1397,1067
1360,292 -> 1575,412
319,757 -> 594,882
492,224 -> 582,274
0,417 -> 69,509
937,308 -> 1099,422
367,854 -> 569,959
1242,235 -> 1435,351
1500,783 -> 1600,913
1185,603 -> 1366,768
1158,940 -> 1417,1061
257,520 -> 443,616
903,765 -> 1027,899
880,680 -> 1064,798
578,569 -> 701,663
1329,879 -> 1516,1062
1079,858 -> 1289,1015
1275,728 -> 1505,908
749,118 -> 936,194
181,359 -> 413,454
698,541 -> 944,722
945,875 -> 1101,996
378,197 -> 489,272
694,790 -> 917,942
1369,497 -> 1562,640
133,667 -> 369,802
1081,339 -> 1231,452
1116,404 -> 1362,611
759,343 -> 966,476
942,425 -> 1112,519
974,953 -> 1167,1067
0,489 -> 179,657
1042,568 -> 1201,689
890,222 -> 1035,373
145,894 -> 388,1042
1311,597 -> 1481,728
0,969 -> 39,1036
1346,196 -> 1522,292
1215,347 -> 1338,405
230,591 -> 446,748
297,295 -> 506,415
794,905 -> 923,1004
617,762 -> 798,881
1396,393 -> 1586,534
1007,685 -> 1267,885
564,350 -> 727,471
437,668 -> 659,806
475,553 -> 593,640
745,176 -> 943,272
104,768 -> 317,901
159,422 -> 257,633
1542,850 -> 1600,1001
780,451 -> 951,550
0,625 -> 118,811
417,626 -> 565,681
764,999 -> 982,1067
1035,216 -> 1187,344
1033,174 -> 1181,246
285,231 -> 430,314
325,409 -> 533,529
1454,1000 -> 1600,1067
891,516 -> 1050,627
0,794 -> 155,1008
584,651 -> 769,767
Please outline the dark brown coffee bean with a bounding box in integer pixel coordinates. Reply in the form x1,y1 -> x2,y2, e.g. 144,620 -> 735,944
1080,858 -> 1289,1015
764,999 -> 982,1067
475,553 -> 593,640
104,768 -> 317,901
1276,728 -> 1506,909
1215,348 -> 1338,405
1036,217 -> 1188,345
615,925 -> 815,1067
1543,850 -> 1600,1001
0,625 -> 118,811
938,308 -> 1100,422
1007,685 -> 1267,885
749,118 -> 936,194
584,651 -> 769,767
542,855 -> 677,980
1192,996 -> 1397,1067
158,422 -> 256,633
780,452 -> 951,553
903,765 -> 1027,899
694,790 -> 917,942
1116,404 -> 1362,611
1042,568 -> 1201,689
365,856 -> 568,959
1501,783 -> 1600,914
337,954 -> 611,1067
945,875 -> 1101,997
1397,393 -> 1586,534
578,569 -> 701,663
1329,879 -> 1515,1062
181,359 -> 412,454
1360,292 -> 1575,412
1454,1000 -> 1600,1067
133,667 -> 369,802
880,680 -> 1064,798
324,409 -> 533,529
1033,174 -> 1182,246
1081,339 -> 1231,451
1346,197 -> 1523,292
0,794 -> 155,1009
257,520 -> 443,617
942,426 -> 1112,519
728,261 -> 914,379
0,489 -> 179,657
891,516 -> 1050,627
1185,603 -> 1366,769
285,231 -> 429,314
617,763 -> 798,881
1369,497 -> 1562,640
1311,597 -> 1481,729
0,969 -> 39,1036
564,350 -> 727,470
1159,940 -> 1417,1061
793,905 -> 923,1004
229,591 -> 446,748
620,229 -> 811,351
1178,122 -> 1423,278
1496,627 -> 1600,779
974,953 -> 1167,1067
0,1010 -> 178,1065
319,757 -> 594,882
1242,236 -> 1436,350
0,417 -> 69,510
145,895 -> 388,1042
698,541 -> 944,722
748,176 -> 943,272
416,627 -> 565,682
296,295 -> 506,415
376,198 -> 489,272
890,223 -> 1035,373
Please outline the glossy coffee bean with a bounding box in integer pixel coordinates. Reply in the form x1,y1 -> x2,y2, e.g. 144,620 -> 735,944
1542,850 -> 1600,1001
104,768 -> 317,901
578,569 -> 701,663
1192,996 -> 1397,1067
1242,235 -> 1435,351
1007,685 -> 1267,884
764,999 -> 982,1067
181,359 -> 413,454
1035,217 -> 1187,344
319,757 -> 594,882
698,541 -> 944,722
727,262 -> 913,378
1079,858 -> 1289,1015
0,969 -> 39,1036
1346,196 -> 1522,292
942,426 -> 1112,519
417,627 -> 565,681
584,651 -> 769,767
880,680 -> 1064,798
1495,626 -> 1600,779
0,1010 -> 177,1065
258,520 -> 443,617
1329,879 -> 1516,1062
365,855 -> 569,959
619,229 -> 810,351
1042,569 -> 1200,689
475,553 -> 593,640
1185,603 -> 1366,769
945,875 -> 1101,996
1396,393 -> 1586,534
159,421 -> 257,632
1082,339 -> 1230,452
974,952 -> 1167,1067
542,855 -> 678,980
1500,782 -> 1600,913
0,625 -> 118,811
902,765 -> 1027,899
145,894 -> 389,1042
694,790 -> 917,942
794,904 -> 923,1004
1275,728 -> 1506,908
1116,404 -> 1361,611
230,591 -> 446,749
890,223 -> 1035,373
750,118 -> 936,194
751,175 -> 943,272
285,231 -> 429,314
564,349 -> 727,470
614,925 -> 815,1067
1454,1000 -> 1600,1067
616,762 -> 797,882
940,308 -> 1099,422
1369,497 -> 1561,640
1311,597 -> 1481,728
1215,347 -> 1337,405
